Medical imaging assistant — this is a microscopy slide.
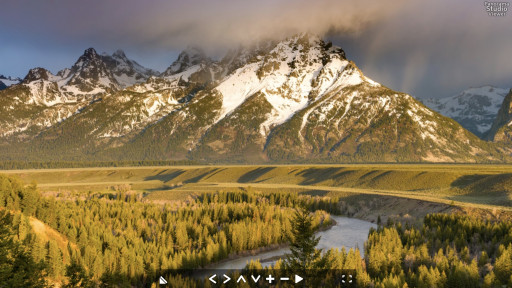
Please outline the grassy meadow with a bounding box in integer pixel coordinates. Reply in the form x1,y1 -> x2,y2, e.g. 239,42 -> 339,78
2,164 -> 512,212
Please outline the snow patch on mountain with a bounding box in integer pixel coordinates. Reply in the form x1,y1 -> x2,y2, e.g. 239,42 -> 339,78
112,74 -> 139,88
0,78 -> 21,87
61,85 -> 105,96
216,62 -> 266,119
313,58 -> 348,97
162,64 -> 201,82
0,75 -> 22,85
143,92 -> 179,117
297,63 -> 375,136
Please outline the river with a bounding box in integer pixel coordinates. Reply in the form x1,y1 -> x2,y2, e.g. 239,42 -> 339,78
212,215 -> 377,269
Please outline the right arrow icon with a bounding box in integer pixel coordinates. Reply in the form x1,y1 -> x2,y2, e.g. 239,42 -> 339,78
223,274 -> 231,284
294,274 -> 303,283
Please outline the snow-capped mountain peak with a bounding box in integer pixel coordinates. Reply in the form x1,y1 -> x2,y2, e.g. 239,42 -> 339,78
112,49 -> 127,59
100,49 -> 157,89
84,47 -> 98,58
162,47 -> 209,76
63,47 -> 119,94
22,67 -> 55,83
421,85 -> 510,137
214,33 -> 377,135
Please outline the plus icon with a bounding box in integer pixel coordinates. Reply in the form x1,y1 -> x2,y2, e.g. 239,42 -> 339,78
265,274 -> 275,284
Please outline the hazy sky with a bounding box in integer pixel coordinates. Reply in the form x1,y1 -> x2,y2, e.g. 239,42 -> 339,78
0,0 -> 511,99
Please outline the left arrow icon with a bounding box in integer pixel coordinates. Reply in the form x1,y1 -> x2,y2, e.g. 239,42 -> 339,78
223,274 -> 231,283
209,274 -> 217,284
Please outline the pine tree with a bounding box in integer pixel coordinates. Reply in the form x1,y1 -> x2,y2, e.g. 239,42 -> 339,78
494,245 -> 512,285
47,239 -> 64,278
175,223 -> 189,250
31,238 -> 48,264
64,258 -> 93,288
20,182 -> 39,216
283,206 -> 329,274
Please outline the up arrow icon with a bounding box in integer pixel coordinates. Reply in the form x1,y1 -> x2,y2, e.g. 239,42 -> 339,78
237,275 -> 247,283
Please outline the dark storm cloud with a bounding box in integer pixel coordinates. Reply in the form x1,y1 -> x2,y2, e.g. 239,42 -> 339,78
0,0 -> 395,49
1,0 -> 397,77
333,1 -> 512,98
1,0 -> 511,98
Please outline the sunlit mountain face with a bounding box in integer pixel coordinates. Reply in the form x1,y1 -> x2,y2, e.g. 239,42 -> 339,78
1,34 -> 509,163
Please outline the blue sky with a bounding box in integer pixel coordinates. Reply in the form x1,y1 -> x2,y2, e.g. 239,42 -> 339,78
1,0 -> 511,99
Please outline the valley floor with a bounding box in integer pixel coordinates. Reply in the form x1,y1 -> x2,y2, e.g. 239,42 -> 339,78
3,163 -> 512,219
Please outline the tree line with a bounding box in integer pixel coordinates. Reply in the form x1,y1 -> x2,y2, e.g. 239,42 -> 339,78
0,160 -> 198,170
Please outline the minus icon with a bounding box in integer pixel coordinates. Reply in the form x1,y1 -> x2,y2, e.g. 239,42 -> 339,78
280,277 -> 290,281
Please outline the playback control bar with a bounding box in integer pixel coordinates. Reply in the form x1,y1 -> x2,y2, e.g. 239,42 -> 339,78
207,273 -> 304,284
157,269 -> 357,287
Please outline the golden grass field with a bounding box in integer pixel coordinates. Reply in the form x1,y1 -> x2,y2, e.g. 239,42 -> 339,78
2,164 -> 512,212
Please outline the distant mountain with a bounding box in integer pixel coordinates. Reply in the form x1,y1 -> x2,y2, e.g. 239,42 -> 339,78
485,89 -> 512,142
0,75 -> 21,90
0,34 -> 508,162
0,48 -> 156,140
421,86 -> 510,138
64,47 -> 120,93
161,47 -> 208,76
101,49 -> 159,88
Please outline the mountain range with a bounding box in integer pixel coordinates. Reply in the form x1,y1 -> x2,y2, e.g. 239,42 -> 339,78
421,86 -> 511,138
0,34 -> 510,163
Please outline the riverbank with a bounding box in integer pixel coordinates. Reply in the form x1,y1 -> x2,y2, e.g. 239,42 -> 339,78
339,194 -> 512,225
203,216 -> 375,270
201,217 -> 337,269
339,194 -> 456,225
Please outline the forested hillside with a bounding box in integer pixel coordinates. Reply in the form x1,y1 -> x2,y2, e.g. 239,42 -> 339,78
1,174 -> 512,287
0,174 -> 335,287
